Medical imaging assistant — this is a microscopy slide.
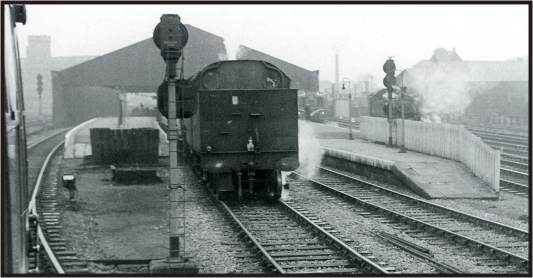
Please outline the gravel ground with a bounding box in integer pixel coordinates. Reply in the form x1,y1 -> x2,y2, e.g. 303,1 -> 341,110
326,167 -> 529,231
286,180 -> 520,274
57,157 -> 263,274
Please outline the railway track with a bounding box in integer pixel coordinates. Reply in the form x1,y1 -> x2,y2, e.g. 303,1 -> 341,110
291,166 -> 529,273
501,167 -> 529,183
472,131 -> 529,158
499,178 -> 529,197
287,179 -> 478,273
469,130 -> 528,146
216,199 -> 392,274
469,129 -> 530,196
467,126 -> 528,139
484,139 -> 528,156
27,129 -> 89,273
502,153 -> 529,166
27,129 -> 70,201
501,158 -> 528,172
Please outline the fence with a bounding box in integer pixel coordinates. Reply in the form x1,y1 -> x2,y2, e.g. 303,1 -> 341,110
360,116 -> 500,191
90,128 -> 160,165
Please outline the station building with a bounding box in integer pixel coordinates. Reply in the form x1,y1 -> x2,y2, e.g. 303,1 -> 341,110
52,25 -> 319,127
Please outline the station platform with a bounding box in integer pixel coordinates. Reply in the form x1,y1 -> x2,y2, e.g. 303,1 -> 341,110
64,116 -> 168,159
305,121 -> 498,199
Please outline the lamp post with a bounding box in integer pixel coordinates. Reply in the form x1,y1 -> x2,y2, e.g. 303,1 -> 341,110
342,78 -> 353,140
115,87 -> 124,127
398,70 -> 408,153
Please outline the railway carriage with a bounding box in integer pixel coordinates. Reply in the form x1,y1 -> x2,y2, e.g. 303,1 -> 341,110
181,60 -> 299,200
2,4 -> 30,274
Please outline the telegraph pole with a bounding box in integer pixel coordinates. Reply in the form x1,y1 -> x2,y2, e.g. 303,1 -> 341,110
398,69 -> 408,153
399,85 -> 407,153
342,78 -> 353,140
151,14 -> 197,273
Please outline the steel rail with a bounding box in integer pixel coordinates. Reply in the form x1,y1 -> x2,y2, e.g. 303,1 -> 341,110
471,131 -> 528,144
501,159 -> 529,171
466,126 -> 528,138
497,148 -> 529,158
483,139 -> 529,151
292,171 -> 529,270
316,166 -> 528,239
468,128 -> 529,140
501,167 -> 529,180
36,226 -> 64,274
27,140 -> 65,274
501,153 -> 529,164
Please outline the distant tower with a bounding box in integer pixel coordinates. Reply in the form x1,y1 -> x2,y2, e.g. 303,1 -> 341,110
26,35 -> 51,60
335,53 -> 339,95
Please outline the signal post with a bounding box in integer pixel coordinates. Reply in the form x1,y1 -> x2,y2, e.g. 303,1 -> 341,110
383,58 -> 396,147
36,74 -> 43,119
149,14 -> 198,274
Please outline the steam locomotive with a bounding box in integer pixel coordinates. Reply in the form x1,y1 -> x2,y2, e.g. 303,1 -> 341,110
298,94 -> 330,123
160,60 -> 299,200
368,88 -> 421,120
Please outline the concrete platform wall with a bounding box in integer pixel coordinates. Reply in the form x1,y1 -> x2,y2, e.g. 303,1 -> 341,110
359,116 -> 500,191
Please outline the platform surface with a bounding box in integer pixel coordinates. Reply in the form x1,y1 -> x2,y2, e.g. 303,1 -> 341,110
305,121 -> 498,199
64,117 -> 168,159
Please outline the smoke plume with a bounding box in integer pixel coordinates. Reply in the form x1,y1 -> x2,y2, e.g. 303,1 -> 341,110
298,121 -> 324,179
220,38 -> 244,60
405,63 -> 485,122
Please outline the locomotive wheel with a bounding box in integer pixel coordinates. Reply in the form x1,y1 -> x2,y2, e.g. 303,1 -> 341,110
268,170 -> 283,200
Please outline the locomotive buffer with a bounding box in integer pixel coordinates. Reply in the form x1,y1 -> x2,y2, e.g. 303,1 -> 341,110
149,14 -> 198,273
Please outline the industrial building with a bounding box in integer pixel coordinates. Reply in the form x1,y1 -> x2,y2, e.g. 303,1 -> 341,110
21,35 -> 95,117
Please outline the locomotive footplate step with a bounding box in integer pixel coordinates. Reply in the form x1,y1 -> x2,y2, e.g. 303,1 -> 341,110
149,258 -> 199,274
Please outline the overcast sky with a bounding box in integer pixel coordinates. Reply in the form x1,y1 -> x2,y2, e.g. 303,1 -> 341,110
17,4 -> 528,82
